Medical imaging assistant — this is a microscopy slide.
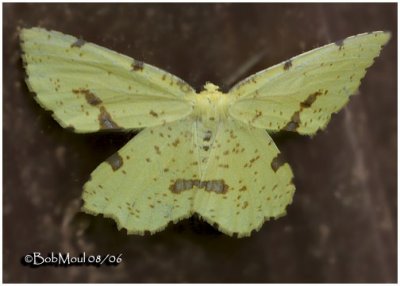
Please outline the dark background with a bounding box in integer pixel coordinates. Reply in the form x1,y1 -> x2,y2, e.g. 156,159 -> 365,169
3,3 -> 397,283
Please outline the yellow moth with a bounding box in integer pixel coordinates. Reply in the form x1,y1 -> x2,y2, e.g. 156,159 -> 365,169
20,27 -> 390,237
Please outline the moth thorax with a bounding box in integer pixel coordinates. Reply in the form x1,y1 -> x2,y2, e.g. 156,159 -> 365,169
193,82 -> 230,121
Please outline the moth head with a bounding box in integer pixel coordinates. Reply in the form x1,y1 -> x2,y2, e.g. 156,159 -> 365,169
191,82 -> 229,121
202,82 -> 220,93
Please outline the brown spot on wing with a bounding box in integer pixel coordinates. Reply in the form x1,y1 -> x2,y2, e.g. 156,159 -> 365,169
71,38 -> 85,48
154,145 -> 161,155
169,179 -> 228,194
149,110 -> 158,117
73,88 -> 102,106
203,130 -> 212,141
131,60 -> 144,71
300,91 -> 323,109
284,111 -> 301,131
243,155 -> 260,168
172,139 -> 180,147
205,180 -> 227,193
98,106 -> 120,129
251,110 -> 263,123
106,152 -> 123,171
283,60 -> 292,70
283,89 -> 327,131
271,153 -> 285,172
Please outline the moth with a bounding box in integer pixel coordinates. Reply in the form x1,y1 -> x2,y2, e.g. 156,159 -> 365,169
20,28 -> 390,237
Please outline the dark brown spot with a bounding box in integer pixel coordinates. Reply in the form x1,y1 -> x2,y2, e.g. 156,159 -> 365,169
106,152 -> 123,171
149,110 -> 158,117
284,60 -> 292,70
271,153 -> 285,172
243,155 -> 260,169
203,146 -> 210,151
249,155 -> 260,165
98,106 -> 120,129
131,60 -> 144,71
154,146 -> 161,155
251,110 -> 263,123
300,91 -> 323,109
203,130 -> 212,141
283,111 -> 301,131
71,38 -> 85,48
73,88 -> 102,106
172,139 -> 180,147
169,179 -> 228,194
239,186 -> 247,192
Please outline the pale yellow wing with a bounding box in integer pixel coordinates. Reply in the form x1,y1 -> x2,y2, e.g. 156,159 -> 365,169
229,31 -> 390,134
193,118 -> 294,237
82,120 -> 198,234
20,27 -> 194,133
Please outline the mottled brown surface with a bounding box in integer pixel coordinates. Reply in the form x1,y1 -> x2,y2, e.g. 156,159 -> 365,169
3,3 -> 397,283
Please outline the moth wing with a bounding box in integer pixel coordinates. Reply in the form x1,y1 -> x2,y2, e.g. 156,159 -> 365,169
20,27 -> 194,133
193,119 -> 294,237
82,120 -> 198,234
229,31 -> 390,134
